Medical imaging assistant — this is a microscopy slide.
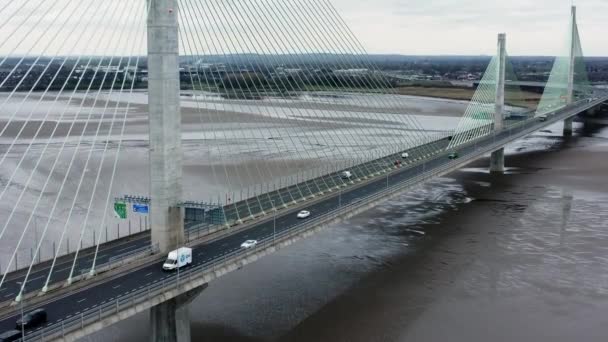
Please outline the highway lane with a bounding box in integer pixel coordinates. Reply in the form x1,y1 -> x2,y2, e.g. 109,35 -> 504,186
0,234 -> 152,304
0,140 -> 458,335
0,129 -> 446,305
0,127 -> 498,335
0,97 -> 604,337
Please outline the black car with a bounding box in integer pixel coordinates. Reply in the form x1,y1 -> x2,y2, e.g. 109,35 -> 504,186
15,308 -> 47,330
448,152 -> 459,160
0,330 -> 21,342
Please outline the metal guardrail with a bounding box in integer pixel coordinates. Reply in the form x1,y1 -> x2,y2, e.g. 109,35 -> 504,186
24,147 -> 476,341
22,95 -> 608,341
106,244 -> 159,267
0,244 -> 161,312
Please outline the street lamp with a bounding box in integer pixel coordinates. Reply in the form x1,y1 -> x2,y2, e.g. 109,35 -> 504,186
386,170 -> 389,189
19,282 -> 25,339
270,200 -> 276,243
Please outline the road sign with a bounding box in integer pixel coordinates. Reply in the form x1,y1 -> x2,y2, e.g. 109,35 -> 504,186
133,203 -> 149,214
114,202 -> 127,219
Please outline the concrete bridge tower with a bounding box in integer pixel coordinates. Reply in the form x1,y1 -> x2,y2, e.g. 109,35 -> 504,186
148,0 -> 184,255
147,1 -> 202,341
490,33 -> 506,173
564,5 -> 577,136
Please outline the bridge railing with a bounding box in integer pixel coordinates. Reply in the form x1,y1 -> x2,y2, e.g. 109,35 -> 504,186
25,141 -> 482,341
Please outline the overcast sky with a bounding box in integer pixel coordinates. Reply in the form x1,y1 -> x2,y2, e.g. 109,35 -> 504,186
1,0 -> 606,57
333,0 -> 608,56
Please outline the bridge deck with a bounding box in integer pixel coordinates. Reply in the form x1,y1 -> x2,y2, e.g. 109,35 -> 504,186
0,95 -> 605,340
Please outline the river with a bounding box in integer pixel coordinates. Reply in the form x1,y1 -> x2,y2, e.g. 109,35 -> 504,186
82,118 -> 608,341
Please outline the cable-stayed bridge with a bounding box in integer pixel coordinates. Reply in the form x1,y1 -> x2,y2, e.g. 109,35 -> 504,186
0,1 -> 605,341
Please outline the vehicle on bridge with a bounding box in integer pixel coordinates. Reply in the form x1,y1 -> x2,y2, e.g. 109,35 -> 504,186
15,308 -> 47,330
448,152 -> 459,160
401,152 -> 409,159
240,240 -> 258,249
0,329 -> 21,342
539,114 -> 548,122
162,247 -> 192,271
340,171 -> 353,179
297,210 -> 311,219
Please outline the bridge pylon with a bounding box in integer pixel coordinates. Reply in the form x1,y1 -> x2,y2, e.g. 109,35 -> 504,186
564,6 -> 578,136
490,33 -> 506,174
147,1 -> 194,342
148,0 -> 184,254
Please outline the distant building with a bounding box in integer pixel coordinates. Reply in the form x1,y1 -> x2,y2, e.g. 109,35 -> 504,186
333,68 -> 370,77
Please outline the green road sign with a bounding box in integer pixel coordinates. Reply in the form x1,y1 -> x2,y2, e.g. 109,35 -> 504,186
114,201 -> 127,219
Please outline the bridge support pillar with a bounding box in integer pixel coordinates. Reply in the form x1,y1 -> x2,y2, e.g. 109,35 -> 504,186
490,148 -> 505,174
563,7 -> 576,137
148,0 -> 184,254
563,117 -> 574,136
150,285 -> 206,342
490,33 -> 506,174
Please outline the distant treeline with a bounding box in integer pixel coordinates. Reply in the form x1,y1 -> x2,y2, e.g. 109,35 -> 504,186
1,54 -> 608,93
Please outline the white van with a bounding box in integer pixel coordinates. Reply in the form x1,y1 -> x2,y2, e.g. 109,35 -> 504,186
162,247 -> 192,271
340,171 -> 352,179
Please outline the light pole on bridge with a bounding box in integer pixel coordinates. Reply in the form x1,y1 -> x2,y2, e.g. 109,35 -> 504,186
270,200 -> 277,243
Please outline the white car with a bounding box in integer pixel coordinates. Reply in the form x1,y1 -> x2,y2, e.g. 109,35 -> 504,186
401,152 -> 409,159
240,240 -> 258,249
297,210 -> 311,219
340,171 -> 352,179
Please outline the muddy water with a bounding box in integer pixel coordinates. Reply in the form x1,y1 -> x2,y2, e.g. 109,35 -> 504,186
82,120 -> 608,342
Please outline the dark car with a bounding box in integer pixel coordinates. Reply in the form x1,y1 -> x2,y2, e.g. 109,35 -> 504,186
0,330 -> 21,342
15,308 -> 47,330
448,152 -> 459,160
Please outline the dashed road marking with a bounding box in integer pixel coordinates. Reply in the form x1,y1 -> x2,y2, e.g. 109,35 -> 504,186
77,298 -> 86,303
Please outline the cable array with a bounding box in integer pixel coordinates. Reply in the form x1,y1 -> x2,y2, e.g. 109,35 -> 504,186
0,0 -> 449,299
177,0 -> 439,217
0,0 -> 147,298
536,11 -> 590,116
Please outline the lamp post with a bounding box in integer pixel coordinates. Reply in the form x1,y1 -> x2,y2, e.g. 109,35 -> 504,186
19,283 -> 25,339
270,200 -> 276,243
386,170 -> 389,189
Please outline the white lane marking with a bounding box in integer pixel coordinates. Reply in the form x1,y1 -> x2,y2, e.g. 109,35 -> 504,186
77,298 -> 86,303
115,246 -> 137,254
112,285 -> 121,289
145,272 -> 153,277
3,293 -> 14,298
